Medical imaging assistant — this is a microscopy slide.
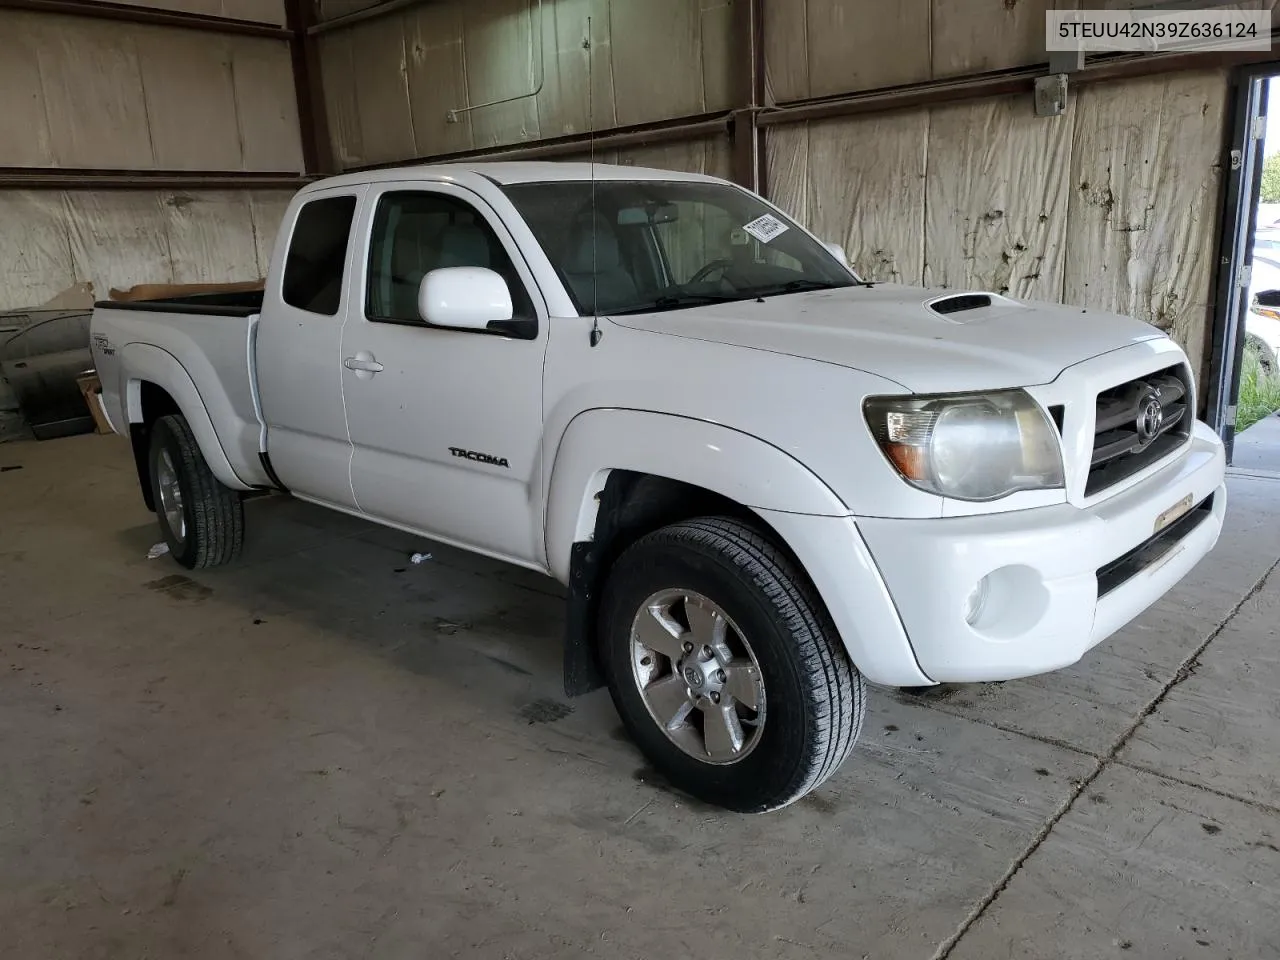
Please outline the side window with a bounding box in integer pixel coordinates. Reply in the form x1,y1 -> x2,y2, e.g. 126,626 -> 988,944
366,191 -> 535,324
282,195 -> 357,316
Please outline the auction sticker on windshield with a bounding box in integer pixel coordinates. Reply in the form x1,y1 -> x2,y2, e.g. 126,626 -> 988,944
743,213 -> 789,243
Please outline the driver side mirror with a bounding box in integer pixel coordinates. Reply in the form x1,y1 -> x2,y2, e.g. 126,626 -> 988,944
823,242 -> 849,266
418,267 -> 514,331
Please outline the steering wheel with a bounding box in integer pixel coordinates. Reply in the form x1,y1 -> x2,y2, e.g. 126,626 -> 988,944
688,258 -> 734,285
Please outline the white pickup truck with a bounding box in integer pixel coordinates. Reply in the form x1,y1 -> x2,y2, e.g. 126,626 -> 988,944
90,161 -> 1227,812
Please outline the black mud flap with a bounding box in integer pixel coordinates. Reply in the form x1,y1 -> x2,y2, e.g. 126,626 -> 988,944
130,423 -> 156,512
563,540 -> 606,697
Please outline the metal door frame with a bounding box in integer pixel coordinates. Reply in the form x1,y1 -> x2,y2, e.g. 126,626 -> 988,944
1205,64 -> 1276,462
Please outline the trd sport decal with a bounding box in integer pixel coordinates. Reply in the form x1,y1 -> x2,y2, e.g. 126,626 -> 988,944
449,447 -> 510,468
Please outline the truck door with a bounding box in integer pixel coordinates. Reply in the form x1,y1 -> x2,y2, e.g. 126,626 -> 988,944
256,186 -> 366,509
340,181 -> 549,565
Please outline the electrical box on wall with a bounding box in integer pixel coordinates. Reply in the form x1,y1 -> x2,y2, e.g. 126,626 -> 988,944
1034,74 -> 1069,117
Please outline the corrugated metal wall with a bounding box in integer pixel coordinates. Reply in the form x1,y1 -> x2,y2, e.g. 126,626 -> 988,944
0,190 -> 294,309
0,6 -> 301,311
308,0 -> 1246,381
538,138 -> 732,177
768,70 -> 1230,381
0,10 -> 301,172
765,0 -> 1061,99
316,0 -> 734,168
765,0 -> 1273,100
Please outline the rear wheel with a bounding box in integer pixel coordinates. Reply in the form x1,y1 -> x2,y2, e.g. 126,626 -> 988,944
148,414 -> 244,569
600,517 -> 865,813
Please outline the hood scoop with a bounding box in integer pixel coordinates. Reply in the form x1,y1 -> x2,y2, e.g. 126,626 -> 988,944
929,293 -> 993,319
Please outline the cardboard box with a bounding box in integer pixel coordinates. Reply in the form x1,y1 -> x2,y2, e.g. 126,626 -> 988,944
75,372 -> 112,435
109,279 -> 264,303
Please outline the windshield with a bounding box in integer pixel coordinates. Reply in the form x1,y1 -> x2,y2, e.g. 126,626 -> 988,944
501,180 -> 859,316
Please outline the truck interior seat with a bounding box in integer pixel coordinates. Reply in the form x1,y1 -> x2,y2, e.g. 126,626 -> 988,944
562,215 -> 637,315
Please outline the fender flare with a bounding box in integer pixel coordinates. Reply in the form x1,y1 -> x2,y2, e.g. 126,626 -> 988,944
543,408 -> 849,583
123,343 -> 251,491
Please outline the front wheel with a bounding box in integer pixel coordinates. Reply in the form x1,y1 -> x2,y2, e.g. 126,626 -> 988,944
1245,333 -> 1277,377
148,414 -> 244,570
600,517 -> 865,813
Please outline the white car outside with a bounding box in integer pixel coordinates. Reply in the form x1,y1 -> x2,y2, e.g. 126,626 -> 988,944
1247,237 -> 1280,371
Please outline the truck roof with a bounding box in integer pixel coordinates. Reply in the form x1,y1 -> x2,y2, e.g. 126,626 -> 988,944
298,161 -> 725,195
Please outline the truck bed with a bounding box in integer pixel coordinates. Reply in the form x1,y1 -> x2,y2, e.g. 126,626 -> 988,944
89,294 -> 270,490
96,289 -> 264,318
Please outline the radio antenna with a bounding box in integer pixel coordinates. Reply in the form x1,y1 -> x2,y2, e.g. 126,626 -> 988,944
587,15 -> 602,347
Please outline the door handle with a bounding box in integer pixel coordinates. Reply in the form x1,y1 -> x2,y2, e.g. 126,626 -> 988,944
343,356 -> 384,374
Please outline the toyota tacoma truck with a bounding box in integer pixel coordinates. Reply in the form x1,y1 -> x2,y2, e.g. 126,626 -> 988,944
89,162 -> 1227,813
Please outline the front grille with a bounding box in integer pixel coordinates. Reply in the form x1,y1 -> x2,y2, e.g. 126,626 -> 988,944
1085,364 -> 1192,497
1096,494 -> 1214,598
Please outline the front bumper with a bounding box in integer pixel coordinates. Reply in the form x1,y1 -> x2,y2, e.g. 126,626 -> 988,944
855,421 -> 1226,683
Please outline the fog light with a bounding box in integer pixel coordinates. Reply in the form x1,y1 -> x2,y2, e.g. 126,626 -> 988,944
964,577 -> 990,626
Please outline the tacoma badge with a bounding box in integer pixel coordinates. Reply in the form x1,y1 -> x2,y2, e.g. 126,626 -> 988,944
449,447 -> 510,468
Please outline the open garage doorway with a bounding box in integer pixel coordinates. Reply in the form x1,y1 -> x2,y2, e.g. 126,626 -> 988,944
1209,68 -> 1280,472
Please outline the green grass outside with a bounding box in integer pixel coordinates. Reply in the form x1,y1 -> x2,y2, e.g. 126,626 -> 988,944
1238,344 -> 1280,433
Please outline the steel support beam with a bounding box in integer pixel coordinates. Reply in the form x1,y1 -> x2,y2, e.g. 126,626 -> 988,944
1072,41 -> 1280,86
350,114 -> 731,171
758,72 -> 1039,127
286,0 -> 336,175
730,0 -> 766,194
307,0 -> 429,35
0,168 -> 313,190
758,36 -> 1280,128
0,0 -> 291,38
732,0 -> 768,193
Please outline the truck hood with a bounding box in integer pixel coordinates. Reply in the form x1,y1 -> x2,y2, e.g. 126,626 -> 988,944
607,284 -> 1166,393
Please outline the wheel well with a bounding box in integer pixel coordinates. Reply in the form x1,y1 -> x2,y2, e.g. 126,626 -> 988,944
562,470 -> 795,697
129,381 -> 181,512
595,472 -> 768,566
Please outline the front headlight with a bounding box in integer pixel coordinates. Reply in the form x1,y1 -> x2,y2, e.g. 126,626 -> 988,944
864,390 -> 1064,501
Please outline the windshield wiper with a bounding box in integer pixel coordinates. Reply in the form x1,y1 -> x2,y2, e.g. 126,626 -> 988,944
612,293 -> 744,315
749,278 -> 869,298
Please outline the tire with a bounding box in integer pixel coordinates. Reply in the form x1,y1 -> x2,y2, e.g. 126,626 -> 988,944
148,414 -> 244,570
1245,333 -> 1277,376
599,517 -> 865,813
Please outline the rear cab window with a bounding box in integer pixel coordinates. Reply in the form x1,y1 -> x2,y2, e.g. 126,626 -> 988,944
282,195 -> 358,316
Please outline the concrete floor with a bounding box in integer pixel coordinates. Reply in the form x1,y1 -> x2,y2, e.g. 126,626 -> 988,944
1233,409 -> 1280,476
2,434 -> 1278,960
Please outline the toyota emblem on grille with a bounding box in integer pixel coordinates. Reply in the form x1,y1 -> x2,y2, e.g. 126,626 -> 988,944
1136,394 -> 1164,445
